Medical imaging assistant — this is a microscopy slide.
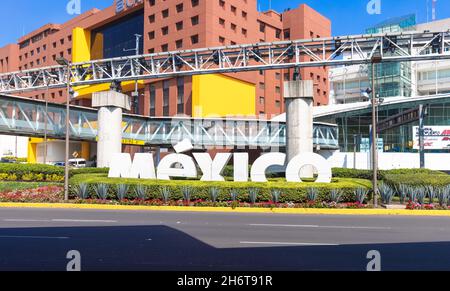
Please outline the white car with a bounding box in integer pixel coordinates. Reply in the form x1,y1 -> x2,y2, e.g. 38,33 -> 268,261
68,159 -> 87,168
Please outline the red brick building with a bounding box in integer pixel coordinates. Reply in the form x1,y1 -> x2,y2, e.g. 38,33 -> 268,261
0,0 -> 331,119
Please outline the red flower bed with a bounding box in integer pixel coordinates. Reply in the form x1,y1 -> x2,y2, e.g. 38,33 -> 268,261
0,186 -> 64,203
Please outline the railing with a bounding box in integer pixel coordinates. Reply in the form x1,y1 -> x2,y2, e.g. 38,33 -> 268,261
0,94 -> 339,149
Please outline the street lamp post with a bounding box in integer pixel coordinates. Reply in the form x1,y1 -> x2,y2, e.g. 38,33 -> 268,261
370,55 -> 382,208
56,57 -> 71,201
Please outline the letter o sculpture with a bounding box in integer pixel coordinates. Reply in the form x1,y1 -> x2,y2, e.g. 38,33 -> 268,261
285,153 -> 332,183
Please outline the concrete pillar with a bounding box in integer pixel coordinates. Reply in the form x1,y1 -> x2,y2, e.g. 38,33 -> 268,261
92,91 -> 131,168
284,80 -> 314,178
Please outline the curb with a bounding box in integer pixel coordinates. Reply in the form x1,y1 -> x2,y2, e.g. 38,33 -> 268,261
1,202 -> 450,216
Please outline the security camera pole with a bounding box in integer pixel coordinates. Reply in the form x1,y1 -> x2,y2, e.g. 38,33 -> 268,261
56,57 -> 71,201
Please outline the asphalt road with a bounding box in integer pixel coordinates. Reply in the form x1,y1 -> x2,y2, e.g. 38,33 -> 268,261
1,208 -> 450,271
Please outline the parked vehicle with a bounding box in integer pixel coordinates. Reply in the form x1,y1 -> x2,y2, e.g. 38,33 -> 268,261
68,159 -> 87,168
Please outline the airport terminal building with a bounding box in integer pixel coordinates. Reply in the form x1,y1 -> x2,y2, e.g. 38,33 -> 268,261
0,0 -> 330,164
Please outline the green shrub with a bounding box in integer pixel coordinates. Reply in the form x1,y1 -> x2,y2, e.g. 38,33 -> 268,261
384,173 -> 450,188
0,163 -> 109,182
70,173 -> 372,203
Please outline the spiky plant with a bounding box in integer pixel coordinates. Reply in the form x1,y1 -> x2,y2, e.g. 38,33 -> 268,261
248,188 -> 259,204
355,187 -> 369,204
116,184 -> 129,201
307,188 -> 319,202
330,189 -> 343,203
209,187 -> 220,203
271,189 -> 282,204
426,185 -> 437,204
181,186 -> 194,203
160,187 -> 171,204
437,186 -> 449,207
134,185 -> 148,200
408,186 -> 418,202
395,184 -> 408,204
416,187 -> 426,205
230,190 -> 239,202
94,184 -> 109,200
379,183 -> 394,205
74,183 -> 89,200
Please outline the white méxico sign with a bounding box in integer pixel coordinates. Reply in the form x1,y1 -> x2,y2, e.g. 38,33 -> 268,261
413,126 -> 450,150
108,140 -> 332,183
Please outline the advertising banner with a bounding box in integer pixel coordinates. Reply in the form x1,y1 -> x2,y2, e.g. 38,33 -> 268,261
413,126 -> 450,150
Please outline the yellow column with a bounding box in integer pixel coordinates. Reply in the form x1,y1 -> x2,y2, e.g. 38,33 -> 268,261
81,142 -> 90,160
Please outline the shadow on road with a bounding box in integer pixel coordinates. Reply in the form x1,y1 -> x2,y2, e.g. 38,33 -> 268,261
0,225 -> 448,271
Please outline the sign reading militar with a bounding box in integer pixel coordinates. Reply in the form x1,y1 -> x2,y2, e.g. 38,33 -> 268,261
108,140 -> 333,183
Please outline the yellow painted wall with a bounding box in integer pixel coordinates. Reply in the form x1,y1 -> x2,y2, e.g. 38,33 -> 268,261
81,142 -> 90,160
72,27 -> 91,63
192,74 -> 256,118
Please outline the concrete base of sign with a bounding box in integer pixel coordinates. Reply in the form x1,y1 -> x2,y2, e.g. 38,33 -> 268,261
92,91 -> 131,168
284,80 -> 314,178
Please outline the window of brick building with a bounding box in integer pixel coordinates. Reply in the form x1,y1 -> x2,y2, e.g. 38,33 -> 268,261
191,16 -> 199,26
176,21 -> 184,31
191,35 -> 199,44
176,3 -> 184,13
162,9 -> 169,18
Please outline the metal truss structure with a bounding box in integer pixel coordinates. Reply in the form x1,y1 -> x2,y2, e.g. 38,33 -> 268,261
1,31 -> 450,94
0,94 -> 338,149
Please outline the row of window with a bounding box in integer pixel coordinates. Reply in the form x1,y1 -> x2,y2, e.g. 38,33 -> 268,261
19,49 -> 71,70
19,35 -> 71,63
218,0 -> 248,19
149,78 -> 185,116
148,15 -> 199,41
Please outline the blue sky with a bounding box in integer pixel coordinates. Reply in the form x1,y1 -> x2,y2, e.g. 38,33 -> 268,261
1,0 -> 449,47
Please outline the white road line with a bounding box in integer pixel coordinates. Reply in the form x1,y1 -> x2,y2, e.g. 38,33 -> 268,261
240,241 -> 339,246
0,235 -> 69,240
3,219 -> 50,222
249,224 -> 391,230
2,218 -> 118,223
51,219 -> 118,223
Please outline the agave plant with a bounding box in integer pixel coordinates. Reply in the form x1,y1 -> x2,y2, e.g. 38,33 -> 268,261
116,184 -> 129,201
395,184 -> 408,204
230,190 -> 239,202
160,187 -> 171,204
134,185 -> 148,200
408,186 -> 418,202
426,185 -> 437,204
209,187 -> 220,203
355,187 -> 369,204
94,184 -> 109,200
248,188 -> 259,204
307,188 -> 318,202
74,183 -> 89,200
416,187 -> 426,205
271,189 -> 282,204
437,186 -> 449,207
181,186 -> 194,203
330,189 -> 343,203
379,183 -> 394,205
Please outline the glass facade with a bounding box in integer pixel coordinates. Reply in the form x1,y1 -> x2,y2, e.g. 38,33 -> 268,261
91,11 -> 144,60
319,102 -> 450,154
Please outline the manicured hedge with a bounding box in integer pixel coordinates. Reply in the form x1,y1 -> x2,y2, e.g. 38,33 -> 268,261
0,163 -> 64,182
70,173 -> 372,203
0,163 -> 108,182
384,173 -> 450,187
332,168 -> 446,181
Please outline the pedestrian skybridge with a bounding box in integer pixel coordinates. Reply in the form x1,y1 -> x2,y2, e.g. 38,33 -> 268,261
0,94 -> 339,149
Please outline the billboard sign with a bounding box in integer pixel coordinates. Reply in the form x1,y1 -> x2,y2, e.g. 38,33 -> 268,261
413,126 -> 450,150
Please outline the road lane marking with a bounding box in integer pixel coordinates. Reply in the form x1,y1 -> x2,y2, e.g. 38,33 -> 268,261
0,235 -> 69,240
51,219 -> 118,223
249,224 -> 392,230
3,219 -> 50,222
3,219 -> 118,223
240,241 -> 339,246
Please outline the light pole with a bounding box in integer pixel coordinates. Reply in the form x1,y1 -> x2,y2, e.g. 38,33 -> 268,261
56,57 -> 71,202
370,55 -> 382,207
